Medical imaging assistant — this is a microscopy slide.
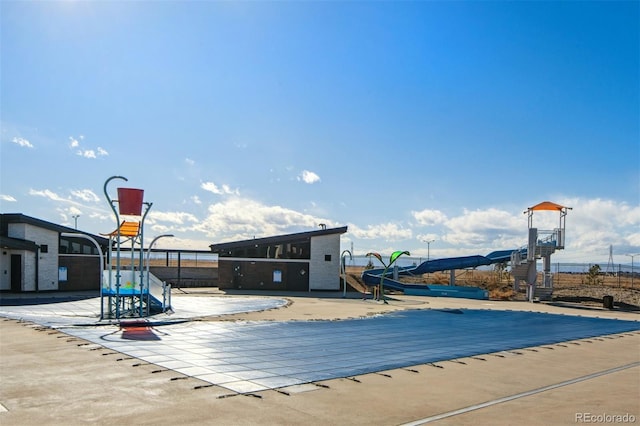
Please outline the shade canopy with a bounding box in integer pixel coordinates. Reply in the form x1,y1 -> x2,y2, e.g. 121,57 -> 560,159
527,201 -> 567,212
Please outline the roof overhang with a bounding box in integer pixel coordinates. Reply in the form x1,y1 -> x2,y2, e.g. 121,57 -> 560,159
210,226 -> 348,252
1,213 -> 110,246
0,236 -> 39,252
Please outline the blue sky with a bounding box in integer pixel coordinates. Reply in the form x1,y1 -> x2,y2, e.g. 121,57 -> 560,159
1,1 -> 638,264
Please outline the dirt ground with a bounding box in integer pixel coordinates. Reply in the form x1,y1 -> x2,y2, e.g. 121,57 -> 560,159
344,267 -> 640,310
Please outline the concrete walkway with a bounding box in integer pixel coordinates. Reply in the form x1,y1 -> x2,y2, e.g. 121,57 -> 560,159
1,290 -> 638,425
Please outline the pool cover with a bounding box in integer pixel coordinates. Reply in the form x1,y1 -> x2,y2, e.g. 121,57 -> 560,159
60,308 -> 640,394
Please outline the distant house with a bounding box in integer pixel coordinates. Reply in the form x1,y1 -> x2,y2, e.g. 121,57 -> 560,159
0,214 -> 109,292
210,226 -> 348,291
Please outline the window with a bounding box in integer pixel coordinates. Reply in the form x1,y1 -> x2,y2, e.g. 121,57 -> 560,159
220,239 -> 310,260
325,254 -> 331,262
58,236 -> 101,256
40,244 -> 48,253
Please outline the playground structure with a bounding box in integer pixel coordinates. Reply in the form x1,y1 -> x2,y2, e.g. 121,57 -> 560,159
511,201 -> 571,302
362,201 -> 570,301
100,176 -> 171,320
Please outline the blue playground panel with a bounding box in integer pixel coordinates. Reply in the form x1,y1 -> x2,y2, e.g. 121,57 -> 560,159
102,288 -> 148,295
64,308 -> 640,393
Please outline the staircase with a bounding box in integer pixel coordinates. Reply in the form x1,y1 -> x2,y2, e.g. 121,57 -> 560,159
511,262 -> 530,282
534,287 -> 553,301
510,250 -> 531,281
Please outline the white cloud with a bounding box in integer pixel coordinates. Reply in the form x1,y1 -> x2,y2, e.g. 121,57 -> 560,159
201,181 -> 239,195
348,222 -> 412,241
445,208 -> 522,233
12,137 -> 34,148
70,189 -> 100,203
69,135 -> 108,159
298,170 -> 321,184
201,182 -> 222,194
0,194 -> 17,202
405,198 -> 639,261
191,195 -> 202,205
78,149 -> 96,158
57,207 -> 84,227
194,197 -> 325,241
412,209 -> 447,226
29,188 -> 101,209
185,158 -> 195,166
29,188 -> 66,202
67,206 -> 82,216
221,184 -> 237,194
626,232 -> 640,248
437,208 -> 530,248
149,211 -> 199,225
416,233 -> 438,243
554,197 -> 640,257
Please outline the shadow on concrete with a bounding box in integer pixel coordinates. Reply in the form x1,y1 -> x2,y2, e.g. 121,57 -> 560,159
549,296 -> 640,313
0,291 -> 98,306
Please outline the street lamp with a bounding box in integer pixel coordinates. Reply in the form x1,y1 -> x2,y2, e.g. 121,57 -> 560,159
423,239 -> 435,262
72,215 -> 80,229
422,239 -> 435,282
625,253 -> 640,288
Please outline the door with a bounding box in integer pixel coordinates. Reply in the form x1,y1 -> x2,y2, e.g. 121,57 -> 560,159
10,254 -> 22,292
232,263 -> 242,289
287,263 -> 309,291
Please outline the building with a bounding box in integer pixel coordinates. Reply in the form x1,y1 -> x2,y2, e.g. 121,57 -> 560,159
0,214 -> 109,292
210,226 -> 348,291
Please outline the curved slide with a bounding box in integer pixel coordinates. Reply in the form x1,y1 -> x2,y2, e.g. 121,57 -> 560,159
361,250 -> 519,300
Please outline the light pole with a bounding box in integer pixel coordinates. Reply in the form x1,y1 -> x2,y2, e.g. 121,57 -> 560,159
72,215 -> 80,229
625,253 -> 639,288
146,234 -> 174,314
422,239 -> 435,282
423,239 -> 435,263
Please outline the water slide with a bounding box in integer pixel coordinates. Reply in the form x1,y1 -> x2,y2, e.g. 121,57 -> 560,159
102,270 -> 171,316
361,250 -> 520,300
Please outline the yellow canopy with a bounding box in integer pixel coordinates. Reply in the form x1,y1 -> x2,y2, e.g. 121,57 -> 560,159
101,221 -> 140,237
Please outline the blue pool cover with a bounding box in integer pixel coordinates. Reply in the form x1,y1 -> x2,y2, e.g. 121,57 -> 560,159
62,308 -> 640,393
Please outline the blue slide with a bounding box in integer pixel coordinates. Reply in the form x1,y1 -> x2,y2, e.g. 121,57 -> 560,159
361,250 -> 520,300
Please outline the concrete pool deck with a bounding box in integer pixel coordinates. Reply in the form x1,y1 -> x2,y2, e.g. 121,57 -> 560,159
1,289 -> 639,425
